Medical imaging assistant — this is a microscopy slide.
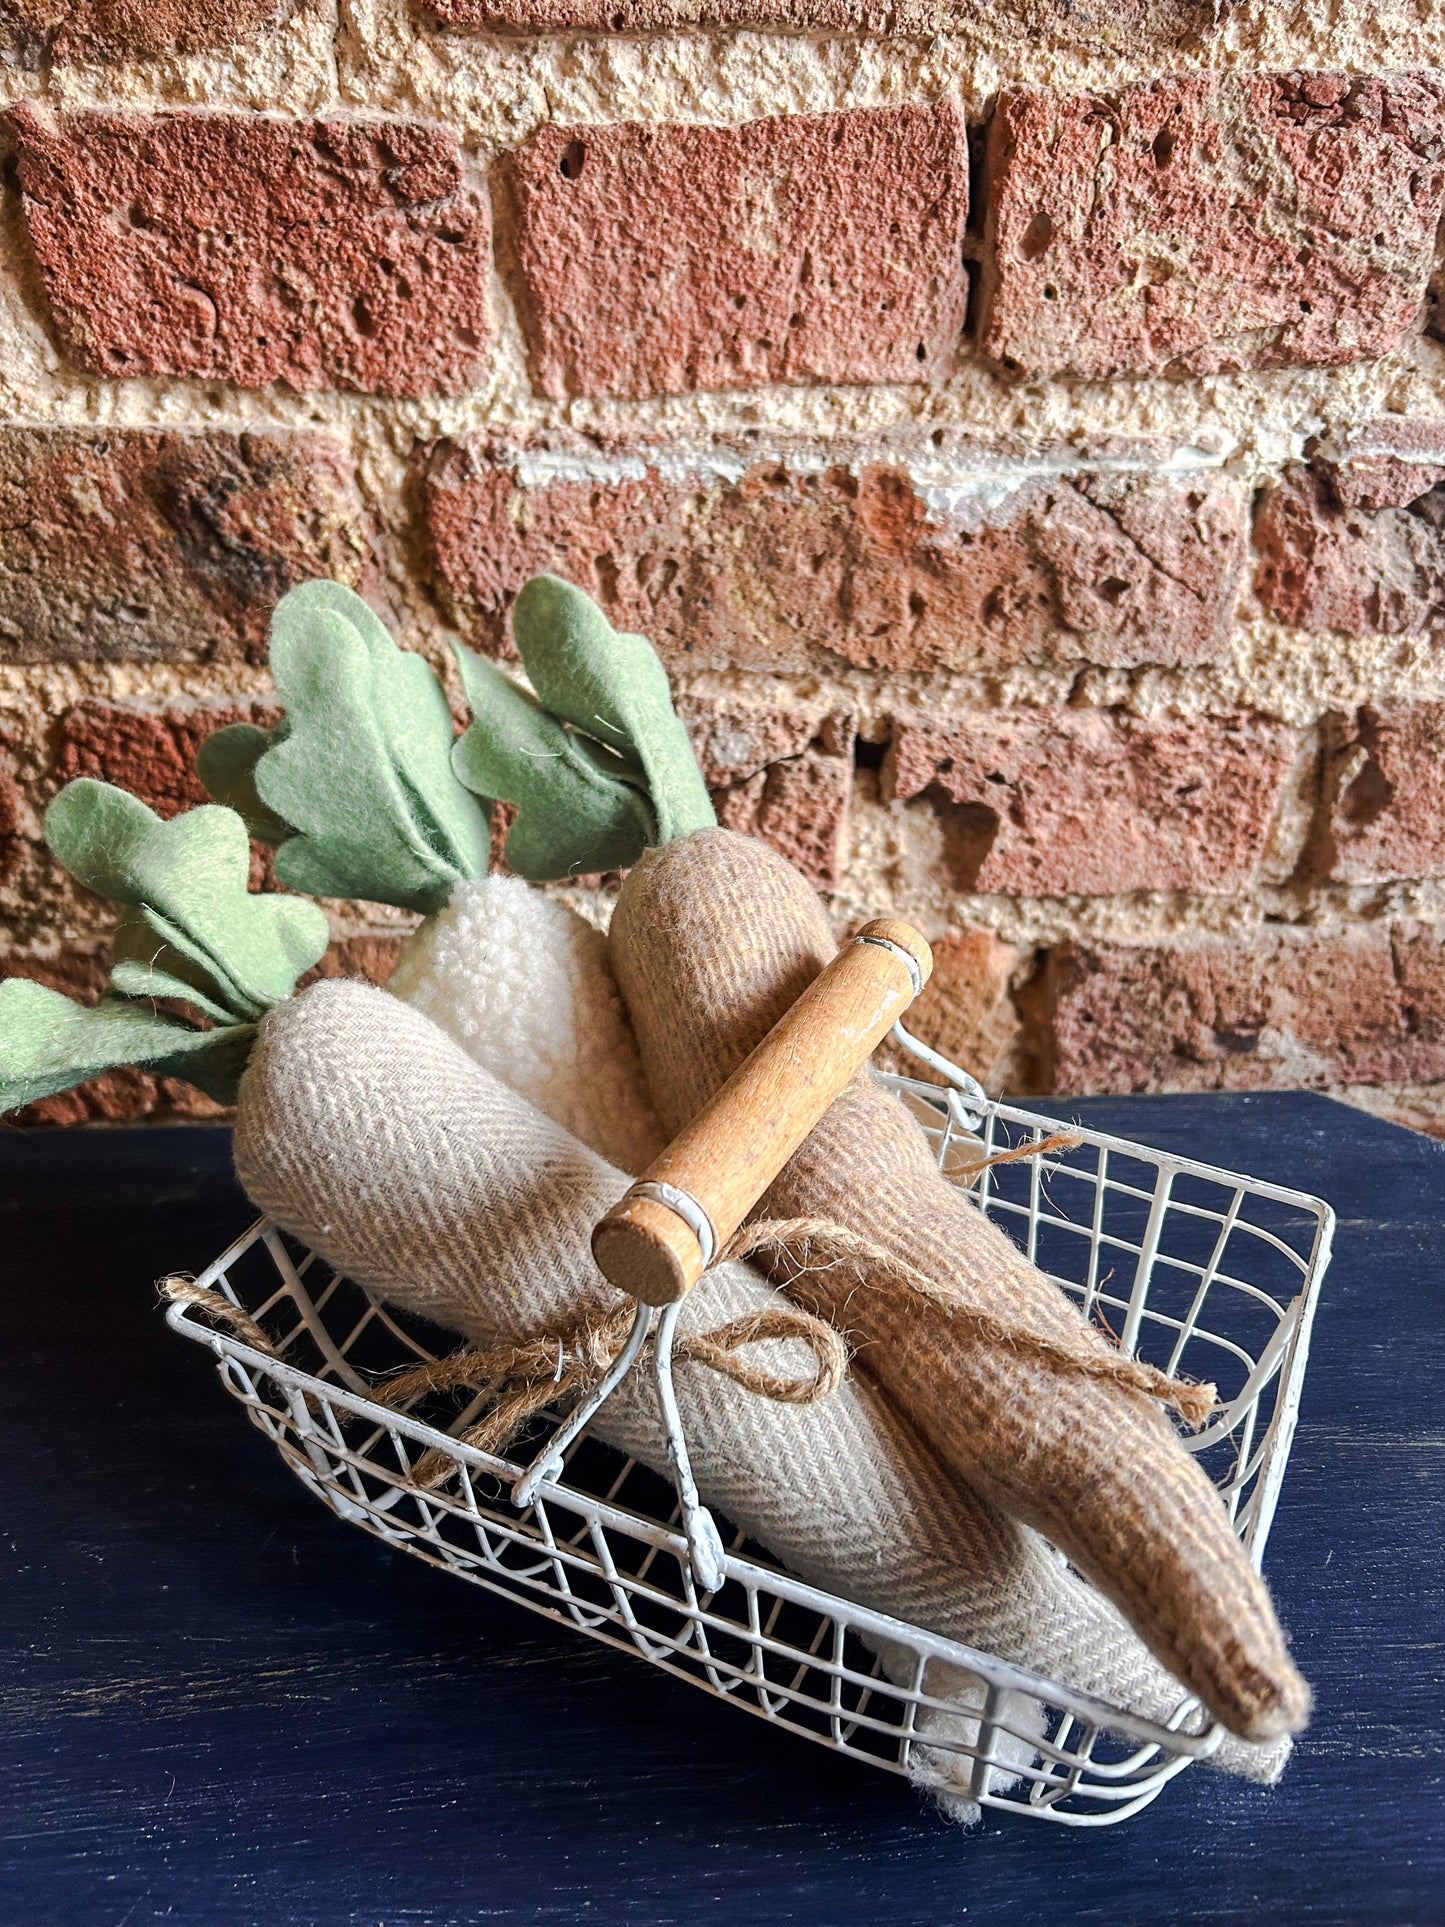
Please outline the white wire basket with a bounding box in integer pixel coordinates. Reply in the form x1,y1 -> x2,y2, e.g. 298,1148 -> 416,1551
165,1033 -> 1333,1827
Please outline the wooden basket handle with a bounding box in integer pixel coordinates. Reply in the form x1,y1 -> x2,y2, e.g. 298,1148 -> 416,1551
591,919 -> 932,1306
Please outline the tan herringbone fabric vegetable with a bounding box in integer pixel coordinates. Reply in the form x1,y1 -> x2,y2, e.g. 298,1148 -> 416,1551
232,980 -> 1284,1805
609,828 -> 1310,1744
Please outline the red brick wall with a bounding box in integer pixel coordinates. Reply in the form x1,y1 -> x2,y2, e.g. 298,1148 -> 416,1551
4,2 -> 1445,1131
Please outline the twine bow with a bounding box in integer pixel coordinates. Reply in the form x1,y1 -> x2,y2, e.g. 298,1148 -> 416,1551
376,1294 -> 848,1487
163,1272 -> 848,1492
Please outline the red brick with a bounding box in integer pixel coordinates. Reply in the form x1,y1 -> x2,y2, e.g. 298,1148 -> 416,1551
430,0 -> 1213,36
52,701 -> 280,819
1049,921 -> 1445,1093
0,741 -> 21,891
1254,422 -> 1445,637
1329,702 -> 1445,883
679,688 -> 855,890
1,0 -> 294,61
0,764 -> 18,841
0,428 -> 378,666
501,106 -> 969,399
11,1065 -> 229,1126
9,106 -> 492,398
980,73 -> 1445,381
1428,269 -> 1445,347
419,439 -> 1245,673
884,707 -> 1293,897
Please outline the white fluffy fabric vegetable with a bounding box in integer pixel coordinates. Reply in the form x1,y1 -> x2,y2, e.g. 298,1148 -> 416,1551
387,876 -> 663,1178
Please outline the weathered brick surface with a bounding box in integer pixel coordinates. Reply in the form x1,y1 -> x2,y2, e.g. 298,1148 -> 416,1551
52,701 -> 280,818
884,707 -> 1293,897
0,740 -> 22,890
1254,423 -> 1445,637
1050,922 -> 1445,1093
430,0 -> 1214,39
502,107 -> 969,399
1330,703 -> 1445,883
303,933 -> 405,989
0,0 -> 295,63
13,1064 -> 229,1126
9,107 -> 492,397
678,689 -> 855,889
981,73 -> 1445,381
419,441 -> 1245,673
0,429 -> 376,666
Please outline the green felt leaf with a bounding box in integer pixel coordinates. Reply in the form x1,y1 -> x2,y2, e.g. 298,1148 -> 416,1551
255,581 -> 489,914
194,723 -> 291,844
108,959 -> 236,1024
109,917 -> 242,1025
109,904 -> 277,1025
0,979 -> 254,1115
44,780 -> 330,1017
451,645 -> 656,879
511,576 -> 715,845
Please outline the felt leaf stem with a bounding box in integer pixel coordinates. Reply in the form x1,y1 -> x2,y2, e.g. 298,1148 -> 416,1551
0,780 -> 330,1116
451,645 -> 658,879
511,576 -> 716,847
194,724 -> 291,844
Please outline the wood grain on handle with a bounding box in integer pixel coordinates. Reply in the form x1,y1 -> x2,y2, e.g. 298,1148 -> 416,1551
592,919 -> 932,1306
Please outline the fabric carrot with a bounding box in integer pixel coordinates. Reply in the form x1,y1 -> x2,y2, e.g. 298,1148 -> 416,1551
607,825 -> 1310,1743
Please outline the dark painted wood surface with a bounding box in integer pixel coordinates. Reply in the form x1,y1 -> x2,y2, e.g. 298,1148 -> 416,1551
1,1094 -> 1441,1927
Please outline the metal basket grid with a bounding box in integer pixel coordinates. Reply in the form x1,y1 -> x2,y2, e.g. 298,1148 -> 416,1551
167,1052 -> 1333,1828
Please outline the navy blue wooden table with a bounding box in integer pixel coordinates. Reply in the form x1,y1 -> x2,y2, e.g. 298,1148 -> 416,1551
2,1094 -> 1442,1927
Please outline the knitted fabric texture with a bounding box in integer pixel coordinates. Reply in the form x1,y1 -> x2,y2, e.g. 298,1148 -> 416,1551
231,981 -> 1282,1803
608,828 -> 1310,1745
387,875 -> 663,1177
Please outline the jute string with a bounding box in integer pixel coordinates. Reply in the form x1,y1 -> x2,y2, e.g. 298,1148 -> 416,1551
161,1275 -> 328,1415
379,1291 -> 847,1487
163,1271 -> 848,1491
722,1215 -> 1218,1431
953,1127 -> 1084,1172
162,1275 -> 277,1355
163,1126 -> 1208,1483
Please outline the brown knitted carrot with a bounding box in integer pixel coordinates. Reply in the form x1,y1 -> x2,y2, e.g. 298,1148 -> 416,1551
609,826 -> 1311,1743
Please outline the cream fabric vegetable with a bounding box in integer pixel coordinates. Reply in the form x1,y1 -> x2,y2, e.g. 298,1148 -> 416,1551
387,875 -> 662,1178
